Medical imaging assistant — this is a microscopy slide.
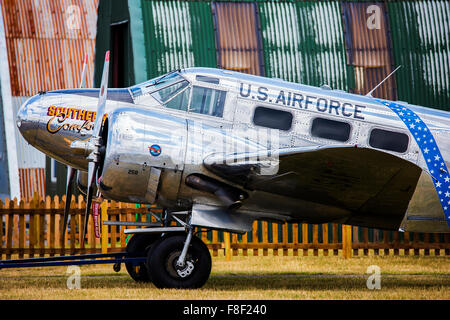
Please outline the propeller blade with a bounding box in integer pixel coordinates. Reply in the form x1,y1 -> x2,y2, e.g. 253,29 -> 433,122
92,50 -> 110,138
81,51 -> 110,244
82,162 -> 97,243
62,167 -> 76,242
63,53 -> 88,243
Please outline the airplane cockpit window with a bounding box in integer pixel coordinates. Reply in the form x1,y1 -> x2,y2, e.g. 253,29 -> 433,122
151,80 -> 189,104
189,86 -> 226,117
128,71 -> 189,104
369,128 -> 409,153
165,86 -> 191,111
311,117 -> 351,142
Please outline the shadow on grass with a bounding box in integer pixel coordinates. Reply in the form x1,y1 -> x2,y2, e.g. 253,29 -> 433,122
1,273 -> 448,292
206,274 -> 450,291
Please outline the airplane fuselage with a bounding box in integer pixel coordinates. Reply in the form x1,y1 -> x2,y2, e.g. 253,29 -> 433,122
17,68 -> 450,232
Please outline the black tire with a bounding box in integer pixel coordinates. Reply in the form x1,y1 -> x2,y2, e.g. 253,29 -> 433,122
147,234 -> 212,289
125,233 -> 160,282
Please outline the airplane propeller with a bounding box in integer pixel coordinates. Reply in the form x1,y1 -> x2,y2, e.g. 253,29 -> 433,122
81,50 -> 110,243
62,53 -> 88,243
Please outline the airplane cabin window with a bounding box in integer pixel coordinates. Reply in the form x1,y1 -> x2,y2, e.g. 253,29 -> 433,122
253,106 -> 293,131
311,118 -> 351,142
151,80 -> 189,104
165,87 -> 191,111
189,86 -> 226,117
369,128 -> 409,153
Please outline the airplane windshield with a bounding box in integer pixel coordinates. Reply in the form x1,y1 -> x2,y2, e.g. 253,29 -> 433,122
151,80 -> 189,103
128,71 -> 188,101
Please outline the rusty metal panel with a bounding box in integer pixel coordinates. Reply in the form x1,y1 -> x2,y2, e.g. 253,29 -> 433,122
342,1 -> 396,100
212,1 -> 264,76
0,0 -> 98,96
0,0 -> 98,199
19,168 -> 45,200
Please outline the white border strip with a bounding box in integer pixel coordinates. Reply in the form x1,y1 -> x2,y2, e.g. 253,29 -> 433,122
0,4 -> 21,200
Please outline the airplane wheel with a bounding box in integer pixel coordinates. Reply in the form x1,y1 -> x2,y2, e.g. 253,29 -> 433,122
125,233 -> 160,282
147,234 -> 211,289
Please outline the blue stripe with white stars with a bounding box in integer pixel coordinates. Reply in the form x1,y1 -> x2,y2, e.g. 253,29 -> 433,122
377,99 -> 450,228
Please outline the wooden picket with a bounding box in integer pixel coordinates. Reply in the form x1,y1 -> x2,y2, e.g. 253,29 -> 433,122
0,195 -> 449,261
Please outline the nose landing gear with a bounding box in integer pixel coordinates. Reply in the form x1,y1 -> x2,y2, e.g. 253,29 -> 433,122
123,210 -> 212,289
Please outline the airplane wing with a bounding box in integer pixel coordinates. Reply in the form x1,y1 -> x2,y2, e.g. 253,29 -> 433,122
203,145 -> 422,229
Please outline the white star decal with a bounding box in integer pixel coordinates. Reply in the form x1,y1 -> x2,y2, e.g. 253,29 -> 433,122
435,155 -> 440,161
424,148 -> 429,154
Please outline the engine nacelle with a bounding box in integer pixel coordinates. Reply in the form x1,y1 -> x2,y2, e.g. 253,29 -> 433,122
98,107 -> 187,206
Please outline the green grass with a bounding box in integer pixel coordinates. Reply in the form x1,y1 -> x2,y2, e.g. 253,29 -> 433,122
0,253 -> 448,300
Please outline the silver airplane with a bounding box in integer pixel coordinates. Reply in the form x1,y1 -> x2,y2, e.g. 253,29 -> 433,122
16,52 -> 450,288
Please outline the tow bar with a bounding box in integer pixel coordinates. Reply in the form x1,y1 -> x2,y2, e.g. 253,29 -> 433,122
0,252 -> 145,270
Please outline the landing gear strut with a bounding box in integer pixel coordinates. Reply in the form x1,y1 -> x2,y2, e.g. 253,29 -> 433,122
122,210 -> 212,289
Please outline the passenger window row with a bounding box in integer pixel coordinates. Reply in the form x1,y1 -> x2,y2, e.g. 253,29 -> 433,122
251,106 -> 409,154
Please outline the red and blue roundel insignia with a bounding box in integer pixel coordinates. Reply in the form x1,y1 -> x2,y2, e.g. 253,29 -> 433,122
148,144 -> 162,157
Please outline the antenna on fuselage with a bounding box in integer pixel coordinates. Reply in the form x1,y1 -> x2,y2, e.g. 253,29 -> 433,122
366,65 -> 402,97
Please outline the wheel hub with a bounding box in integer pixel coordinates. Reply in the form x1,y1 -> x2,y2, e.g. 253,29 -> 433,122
176,261 -> 194,278
167,251 -> 195,279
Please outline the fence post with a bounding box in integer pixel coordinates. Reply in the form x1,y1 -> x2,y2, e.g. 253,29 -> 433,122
101,201 -> 108,253
224,232 -> 231,261
342,224 -> 352,259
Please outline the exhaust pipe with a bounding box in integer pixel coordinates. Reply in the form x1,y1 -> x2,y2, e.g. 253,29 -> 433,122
185,174 -> 247,210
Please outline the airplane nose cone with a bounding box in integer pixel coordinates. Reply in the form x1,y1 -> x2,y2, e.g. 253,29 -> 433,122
16,94 -> 42,144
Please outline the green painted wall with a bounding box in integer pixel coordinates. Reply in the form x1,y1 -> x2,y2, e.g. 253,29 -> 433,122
141,0 -> 217,79
258,1 -> 351,91
388,1 -> 450,110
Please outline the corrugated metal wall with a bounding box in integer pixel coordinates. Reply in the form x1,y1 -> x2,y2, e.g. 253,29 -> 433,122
212,1 -> 264,76
98,0 -> 449,109
342,1 -> 396,100
388,0 -> 450,110
1,0 -> 98,95
141,0 -> 217,79
258,0 -> 350,90
0,0 -> 99,199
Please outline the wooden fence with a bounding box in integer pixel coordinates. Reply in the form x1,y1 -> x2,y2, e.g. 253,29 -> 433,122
1,195 -> 449,260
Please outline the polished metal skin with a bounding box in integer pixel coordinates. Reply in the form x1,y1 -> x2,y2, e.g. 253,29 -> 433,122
17,67 -> 450,233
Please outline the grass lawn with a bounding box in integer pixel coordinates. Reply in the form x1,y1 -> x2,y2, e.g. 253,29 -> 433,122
0,252 -> 448,300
